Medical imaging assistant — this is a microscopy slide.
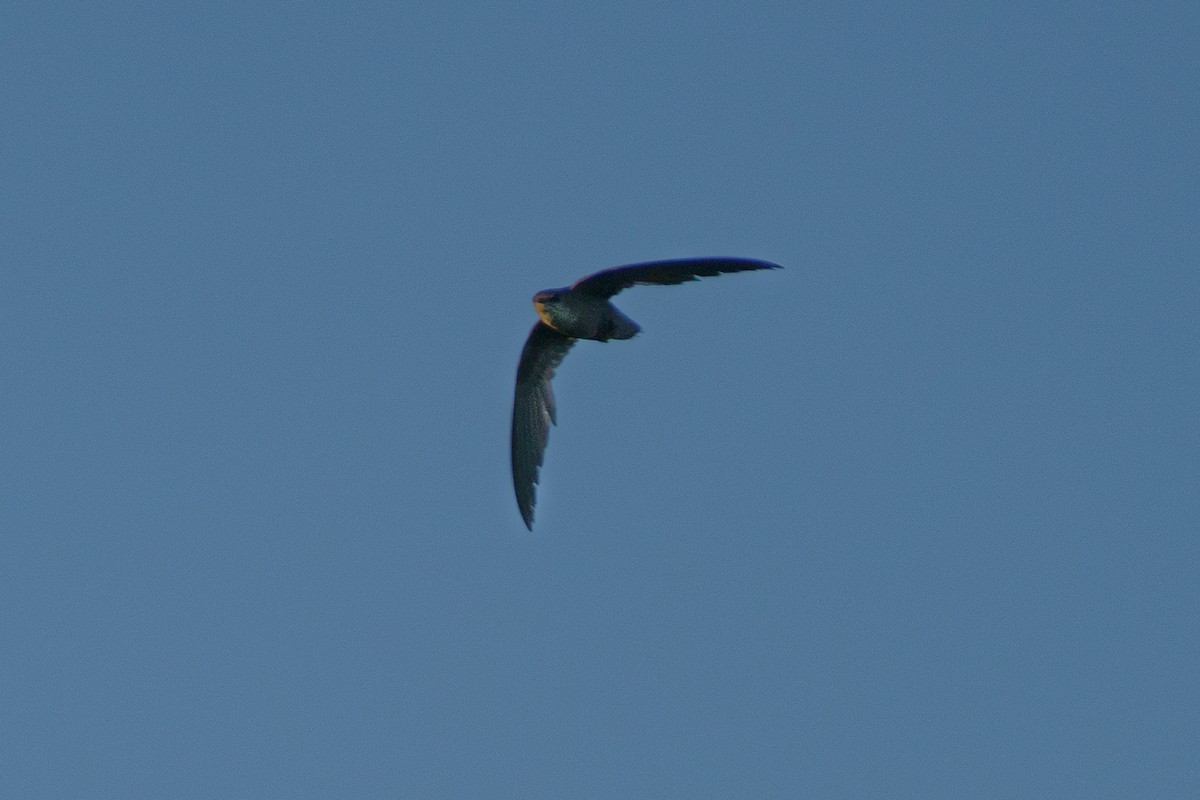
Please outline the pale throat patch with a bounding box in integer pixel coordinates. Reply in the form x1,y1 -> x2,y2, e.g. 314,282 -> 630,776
534,299 -> 557,329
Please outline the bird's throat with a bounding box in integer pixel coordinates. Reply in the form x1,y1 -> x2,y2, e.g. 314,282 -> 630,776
534,301 -> 558,331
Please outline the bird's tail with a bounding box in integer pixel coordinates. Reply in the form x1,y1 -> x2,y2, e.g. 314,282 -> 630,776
605,306 -> 641,340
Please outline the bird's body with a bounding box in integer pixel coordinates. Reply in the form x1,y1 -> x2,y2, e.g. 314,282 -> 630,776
511,257 -> 781,529
534,290 -> 640,341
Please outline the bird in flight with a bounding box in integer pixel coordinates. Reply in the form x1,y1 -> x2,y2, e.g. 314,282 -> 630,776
511,257 -> 781,529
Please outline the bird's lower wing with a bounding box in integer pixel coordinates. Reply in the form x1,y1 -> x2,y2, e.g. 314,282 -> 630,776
570,257 -> 781,298
512,322 -> 576,530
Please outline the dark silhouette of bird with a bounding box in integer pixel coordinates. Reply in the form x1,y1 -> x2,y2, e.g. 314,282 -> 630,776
511,257 -> 781,529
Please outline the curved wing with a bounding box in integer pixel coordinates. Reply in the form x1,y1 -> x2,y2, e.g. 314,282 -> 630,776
512,321 -> 576,530
570,257 -> 781,299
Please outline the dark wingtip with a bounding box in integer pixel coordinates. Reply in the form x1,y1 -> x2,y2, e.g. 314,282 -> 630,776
704,257 -> 783,274
516,499 -> 534,530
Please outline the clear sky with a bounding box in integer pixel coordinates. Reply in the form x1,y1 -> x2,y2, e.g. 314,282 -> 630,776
2,2 -> 1197,797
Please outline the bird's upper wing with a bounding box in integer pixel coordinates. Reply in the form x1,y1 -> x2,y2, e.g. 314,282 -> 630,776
569,257 -> 782,299
512,321 -> 576,530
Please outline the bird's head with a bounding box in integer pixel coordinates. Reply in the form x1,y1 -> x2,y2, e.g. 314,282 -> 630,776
532,289 -> 566,325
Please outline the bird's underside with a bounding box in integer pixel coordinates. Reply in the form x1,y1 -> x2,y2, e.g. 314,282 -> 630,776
511,257 -> 781,530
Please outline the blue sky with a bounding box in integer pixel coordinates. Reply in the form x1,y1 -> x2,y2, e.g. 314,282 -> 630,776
2,2 -> 1197,797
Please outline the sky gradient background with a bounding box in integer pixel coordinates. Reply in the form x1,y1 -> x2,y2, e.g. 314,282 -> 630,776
3,2 -> 1198,797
